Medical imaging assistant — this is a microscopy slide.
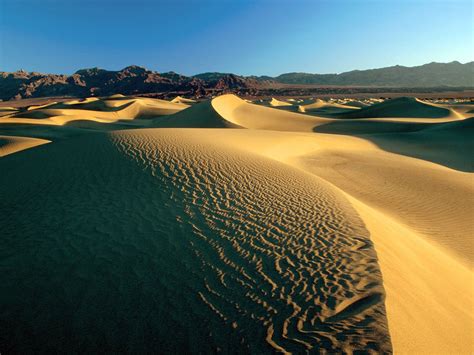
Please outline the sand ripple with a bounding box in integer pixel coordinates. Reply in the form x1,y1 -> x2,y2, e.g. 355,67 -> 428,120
0,129 -> 390,353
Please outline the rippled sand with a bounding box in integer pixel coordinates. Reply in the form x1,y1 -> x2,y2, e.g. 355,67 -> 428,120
0,94 -> 472,353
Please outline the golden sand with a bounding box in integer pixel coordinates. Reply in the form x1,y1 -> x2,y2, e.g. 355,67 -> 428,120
1,94 -> 472,353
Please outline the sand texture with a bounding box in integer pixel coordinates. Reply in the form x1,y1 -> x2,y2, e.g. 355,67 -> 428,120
1,94 -> 472,354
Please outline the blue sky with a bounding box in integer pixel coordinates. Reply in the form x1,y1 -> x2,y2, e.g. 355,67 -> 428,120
0,0 -> 472,76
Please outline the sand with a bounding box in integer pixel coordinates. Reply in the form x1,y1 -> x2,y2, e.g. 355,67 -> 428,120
333,96 -> 460,119
154,94 -> 332,131
0,135 -> 50,156
269,97 -> 293,107
0,96 -> 189,127
1,94 -> 472,353
298,99 -> 360,114
171,95 -> 197,104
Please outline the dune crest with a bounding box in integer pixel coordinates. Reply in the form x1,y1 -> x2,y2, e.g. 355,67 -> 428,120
269,97 -> 293,107
153,94 -> 330,131
171,96 -> 197,104
0,96 -> 189,127
0,129 -> 391,353
298,99 -> 360,113
0,135 -> 50,156
1,92 -> 472,354
335,96 -> 459,119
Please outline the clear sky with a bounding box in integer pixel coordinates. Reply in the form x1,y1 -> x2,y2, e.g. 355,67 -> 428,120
0,0 -> 472,76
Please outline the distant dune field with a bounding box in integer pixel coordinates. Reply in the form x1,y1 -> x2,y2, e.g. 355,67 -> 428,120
1,94 -> 472,353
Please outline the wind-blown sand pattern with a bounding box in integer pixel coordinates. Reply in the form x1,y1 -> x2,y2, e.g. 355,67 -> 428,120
1,94 -> 472,353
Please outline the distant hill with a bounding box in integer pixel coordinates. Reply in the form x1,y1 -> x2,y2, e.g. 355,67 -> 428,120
194,62 -> 473,87
271,61 -> 474,87
1,61 -> 472,101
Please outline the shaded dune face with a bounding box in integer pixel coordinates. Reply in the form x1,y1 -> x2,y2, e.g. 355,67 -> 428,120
0,129 -> 390,353
335,97 -> 454,119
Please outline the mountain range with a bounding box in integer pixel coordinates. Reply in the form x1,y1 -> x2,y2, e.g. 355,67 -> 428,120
1,61 -> 472,101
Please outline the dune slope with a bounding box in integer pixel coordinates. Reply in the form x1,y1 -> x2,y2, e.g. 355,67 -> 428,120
1,93 -> 472,354
269,97 -> 293,107
0,96 -> 189,127
213,95 -> 331,130
0,128 -> 391,353
0,135 -> 51,156
153,100 -> 241,128
365,117 -> 474,172
176,128 -> 474,353
154,94 -> 331,131
171,96 -> 197,104
298,99 -> 360,114
334,96 -> 456,118
285,133 -> 473,354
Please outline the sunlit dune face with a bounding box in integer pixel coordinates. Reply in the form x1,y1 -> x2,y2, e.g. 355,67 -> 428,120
0,93 -> 472,354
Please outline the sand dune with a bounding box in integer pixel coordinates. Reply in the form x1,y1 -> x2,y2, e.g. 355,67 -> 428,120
0,135 -> 50,156
348,195 -> 473,354
0,106 -> 19,117
1,93 -> 472,353
269,97 -> 293,107
26,101 -> 60,111
298,99 -> 360,114
334,96 -> 459,118
292,134 -> 473,264
0,96 -> 189,127
0,129 -> 391,353
0,107 -> 17,117
342,100 -> 370,108
154,94 -> 331,131
362,117 -> 474,172
171,95 -> 197,104
42,97 -> 188,117
177,128 -> 474,353
153,100 -> 241,128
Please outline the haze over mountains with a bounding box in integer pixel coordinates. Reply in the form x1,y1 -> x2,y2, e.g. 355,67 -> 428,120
1,61 -> 472,101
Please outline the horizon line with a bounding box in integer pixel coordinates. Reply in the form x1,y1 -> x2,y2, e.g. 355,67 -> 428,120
4,60 -> 472,78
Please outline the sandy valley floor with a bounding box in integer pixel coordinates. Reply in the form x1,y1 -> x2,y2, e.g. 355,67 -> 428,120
0,94 -> 472,353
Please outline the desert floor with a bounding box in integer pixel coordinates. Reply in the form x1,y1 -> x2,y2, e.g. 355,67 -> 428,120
1,94 -> 472,353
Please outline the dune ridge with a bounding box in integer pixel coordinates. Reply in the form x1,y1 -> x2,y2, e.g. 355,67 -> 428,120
153,94 -> 331,131
0,129 -> 391,353
298,99 -> 360,113
176,127 -> 474,353
269,97 -> 293,107
0,135 -> 50,156
0,96 -> 189,127
171,96 -> 197,104
334,96 -> 459,119
1,93 -> 472,353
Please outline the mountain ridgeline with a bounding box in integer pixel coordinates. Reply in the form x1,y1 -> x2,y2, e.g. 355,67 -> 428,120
274,61 -> 474,86
1,61 -> 472,101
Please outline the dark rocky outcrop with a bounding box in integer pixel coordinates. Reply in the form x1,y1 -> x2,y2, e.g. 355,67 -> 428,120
0,66 -> 262,101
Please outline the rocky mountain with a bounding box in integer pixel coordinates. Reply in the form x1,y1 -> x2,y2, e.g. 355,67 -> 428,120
1,61 -> 472,101
0,66 -> 260,101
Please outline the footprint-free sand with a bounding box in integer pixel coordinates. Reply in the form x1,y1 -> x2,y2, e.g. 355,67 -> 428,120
1,94 -> 472,353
